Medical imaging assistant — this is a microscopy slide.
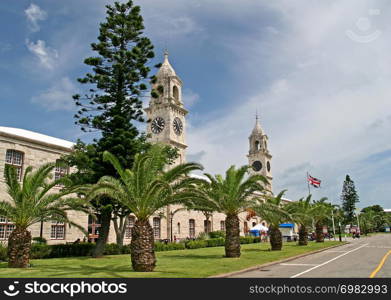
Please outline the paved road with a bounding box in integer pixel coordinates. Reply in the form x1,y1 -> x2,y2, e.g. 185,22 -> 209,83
230,234 -> 391,278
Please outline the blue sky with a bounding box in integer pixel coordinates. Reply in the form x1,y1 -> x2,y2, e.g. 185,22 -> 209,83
1,0 -> 391,209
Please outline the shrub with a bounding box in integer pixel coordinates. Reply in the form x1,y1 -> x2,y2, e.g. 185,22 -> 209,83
209,231 -> 225,239
0,243 -> 7,261
196,232 -> 209,240
206,238 -> 225,247
240,236 -> 260,244
185,240 -> 207,249
32,237 -> 47,244
49,243 -> 95,258
104,243 -> 123,255
154,242 -> 186,252
30,244 -> 51,259
121,244 -> 131,254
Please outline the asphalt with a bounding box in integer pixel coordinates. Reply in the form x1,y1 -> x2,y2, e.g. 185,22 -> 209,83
229,233 -> 391,278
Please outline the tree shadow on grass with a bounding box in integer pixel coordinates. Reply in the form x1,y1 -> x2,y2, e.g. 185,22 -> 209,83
242,248 -> 272,253
163,254 -> 222,260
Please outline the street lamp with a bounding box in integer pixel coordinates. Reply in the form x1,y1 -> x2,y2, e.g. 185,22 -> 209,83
338,221 -> 342,242
355,208 -> 361,235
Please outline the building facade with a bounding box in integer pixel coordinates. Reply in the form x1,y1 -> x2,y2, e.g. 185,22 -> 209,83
0,52 -> 274,245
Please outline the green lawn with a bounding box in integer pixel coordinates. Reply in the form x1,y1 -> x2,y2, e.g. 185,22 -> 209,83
0,241 -> 343,278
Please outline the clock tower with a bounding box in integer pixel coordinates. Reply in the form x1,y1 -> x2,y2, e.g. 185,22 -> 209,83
247,114 -> 273,193
144,51 -> 188,165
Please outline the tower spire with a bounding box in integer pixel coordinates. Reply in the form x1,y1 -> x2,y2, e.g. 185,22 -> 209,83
252,110 -> 263,135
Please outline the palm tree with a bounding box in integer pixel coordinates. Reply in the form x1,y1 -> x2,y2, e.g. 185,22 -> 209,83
311,198 -> 332,242
87,144 -> 203,271
285,195 -> 313,246
252,190 -> 291,250
0,164 -> 90,268
190,166 -> 267,258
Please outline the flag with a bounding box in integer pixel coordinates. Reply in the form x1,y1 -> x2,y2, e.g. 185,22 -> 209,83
307,174 -> 321,188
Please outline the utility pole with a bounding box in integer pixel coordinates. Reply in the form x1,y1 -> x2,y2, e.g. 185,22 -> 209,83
356,209 -> 361,235
331,210 -> 336,241
338,221 -> 342,242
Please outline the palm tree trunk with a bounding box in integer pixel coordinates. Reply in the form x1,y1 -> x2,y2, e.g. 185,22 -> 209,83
225,214 -> 240,258
130,220 -> 156,272
315,222 -> 324,242
92,206 -> 112,258
7,227 -> 31,268
298,225 -> 308,246
269,224 -> 283,250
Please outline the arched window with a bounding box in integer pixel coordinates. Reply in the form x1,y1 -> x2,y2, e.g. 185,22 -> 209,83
262,222 -> 266,226
125,216 -> 135,239
177,222 -> 181,235
189,219 -> 195,238
173,86 -> 179,101
204,220 -> 211,233
255,141 -> 260,151
252,222 -> 256,228
220,220 -> 225,231
153,217 -> 161,239
5,149 -> 24,180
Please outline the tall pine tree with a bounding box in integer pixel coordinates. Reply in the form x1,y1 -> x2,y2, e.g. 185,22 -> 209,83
67,1 -> 155,256
340,174 -> 359,225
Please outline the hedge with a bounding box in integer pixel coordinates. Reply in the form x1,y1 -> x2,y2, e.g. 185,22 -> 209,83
1,236 -> 262,261
154,242 -> 186,252
185,240 -> 208,249
206,238 -> 225,247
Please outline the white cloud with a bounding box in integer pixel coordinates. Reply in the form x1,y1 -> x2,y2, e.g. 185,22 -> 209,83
31,77 -> 77,111
25,3 -> 47,32
183,89 -> 200,108
185,1 -> 391,207
26,39 -> 58,69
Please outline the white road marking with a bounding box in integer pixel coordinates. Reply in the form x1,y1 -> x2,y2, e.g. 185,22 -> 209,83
290,243 -> 369,278
365,246 -> 391,249
324,250 -> 348,253
280,263 -> 319,266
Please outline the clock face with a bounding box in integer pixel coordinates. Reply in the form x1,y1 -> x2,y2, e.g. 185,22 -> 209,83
173,117 -> 183,135
267,161 -> 271,172
151,117 -> 165,134
252,161 -> 262,172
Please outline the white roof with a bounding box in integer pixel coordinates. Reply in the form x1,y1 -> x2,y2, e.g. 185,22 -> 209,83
250,223 -> 268,231
281,197 -> 294,202
189,173 -> 210,181
384,208 -> 391,213
0,126 -> 74,149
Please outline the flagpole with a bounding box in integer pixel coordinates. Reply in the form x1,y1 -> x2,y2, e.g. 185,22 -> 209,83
306,172 -> 311,196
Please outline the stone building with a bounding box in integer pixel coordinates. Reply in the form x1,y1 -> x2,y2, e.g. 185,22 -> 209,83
0,52 -> 276,245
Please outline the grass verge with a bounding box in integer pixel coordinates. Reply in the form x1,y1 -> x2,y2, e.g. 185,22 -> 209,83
0,241 -> 343,278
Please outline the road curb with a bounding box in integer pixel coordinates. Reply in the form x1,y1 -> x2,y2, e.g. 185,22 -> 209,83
209,242 -> 349,278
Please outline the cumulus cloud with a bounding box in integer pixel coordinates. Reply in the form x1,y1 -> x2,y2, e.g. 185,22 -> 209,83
185,0 -> 391,206
183,89 -> 200,108
31,77 -> 77,111
25,3 -> 47,32
26,39 -> 58,69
